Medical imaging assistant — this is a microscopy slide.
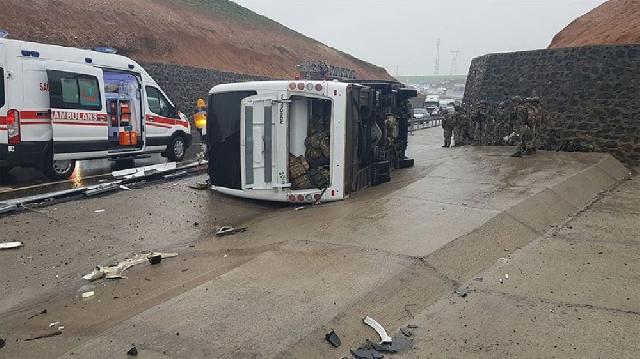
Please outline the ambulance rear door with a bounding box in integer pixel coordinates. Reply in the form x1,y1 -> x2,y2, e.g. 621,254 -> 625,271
240,93 -> 289,190
47,63 -> 108,160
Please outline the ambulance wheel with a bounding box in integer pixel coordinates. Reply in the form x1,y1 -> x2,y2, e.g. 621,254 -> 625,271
45,159 -> 76,180
166,135 -> 186,162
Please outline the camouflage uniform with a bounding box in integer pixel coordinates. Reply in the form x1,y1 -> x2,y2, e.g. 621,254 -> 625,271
472,102 -> 489,145
511,96 -> 532,157
452,105 -> 466,146
442,110 -> 454,148
525,97 -> 543,154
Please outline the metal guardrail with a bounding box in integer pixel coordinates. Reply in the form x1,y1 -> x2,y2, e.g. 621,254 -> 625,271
409,116 -> 442,131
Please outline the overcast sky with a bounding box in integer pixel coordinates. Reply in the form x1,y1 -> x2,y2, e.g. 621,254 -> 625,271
233,0 -> 607,76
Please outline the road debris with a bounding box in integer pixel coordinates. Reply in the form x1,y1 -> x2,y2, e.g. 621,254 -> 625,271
27,309 -> 47,320
84,182 -> 121,197
363,316 -> 392,344
325,330 -> 342,348
24,329 -> 62,341
148,254 -> 162,265
82,291 -> 95,299
94,209 -> 105,213
189,182 -> 210,190
82,252 -> 178,281
505,274 -> 509,279
0,241 -> 23,250
49,321 -> 60,328
455,286 -> 471,298
163,170 -> 188,180
0,338 -> 5,350
407,324 -> 418,329
497,257 -> 510,264
126,345 -> 138,356
119,185 -> 131,190
0,203 -> 18,215
215,226 -> 247,236
400,327 -> 413,337
351,348 -> 384,359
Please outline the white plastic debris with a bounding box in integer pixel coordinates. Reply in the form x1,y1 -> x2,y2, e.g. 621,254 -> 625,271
119,185 -> 130,190
81,291 -> 95,299
49,321 -> 60,328
363,316 -> 392,344
505,274 -> 509,279
94,209 -> 105,213
58,326 -> 65,331
0,241 -> 23,250
82,252 -> 179,281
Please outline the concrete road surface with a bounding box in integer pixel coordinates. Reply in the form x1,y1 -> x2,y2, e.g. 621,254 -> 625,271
0,128 -> 636,359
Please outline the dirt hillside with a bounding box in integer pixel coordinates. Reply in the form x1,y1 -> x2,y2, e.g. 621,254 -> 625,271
0,0 -> 393,80
549,0 -> 640,48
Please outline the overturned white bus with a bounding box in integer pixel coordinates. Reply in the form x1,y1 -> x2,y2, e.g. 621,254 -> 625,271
206,80 -> 417,203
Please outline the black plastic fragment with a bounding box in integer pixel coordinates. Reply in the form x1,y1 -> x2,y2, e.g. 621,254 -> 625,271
148,254 -> 162,265
325,330 -> 342,348
351,347 -> 384,359
400,327 -> 413,337
0,338 -> 5,350
127,345 -> 138,356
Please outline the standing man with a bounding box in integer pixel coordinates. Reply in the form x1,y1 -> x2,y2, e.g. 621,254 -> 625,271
452,105 -> 466,146
441,107 -> 454,148
194,98 -> 208,161
472,101 -> 488,145
526,97 -> 543,154
511,96 -> 532,157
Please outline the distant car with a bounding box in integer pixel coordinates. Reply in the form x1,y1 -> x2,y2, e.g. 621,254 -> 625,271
412,108 -> 428,121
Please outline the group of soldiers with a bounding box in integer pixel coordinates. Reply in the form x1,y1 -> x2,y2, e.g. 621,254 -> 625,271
441,96 -> 544,157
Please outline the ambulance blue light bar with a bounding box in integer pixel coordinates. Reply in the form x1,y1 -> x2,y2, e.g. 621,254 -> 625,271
93,46 -> 118,54
20,50 -> 40,57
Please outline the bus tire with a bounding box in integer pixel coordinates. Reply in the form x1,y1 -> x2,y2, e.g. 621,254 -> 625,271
44,157 -> 76,180
166,135 -> 186,162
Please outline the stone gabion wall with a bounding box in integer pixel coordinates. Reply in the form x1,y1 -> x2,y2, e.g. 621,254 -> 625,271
141,62 -> 272,117
463,44 -> 640,164
140,62 -> 271,159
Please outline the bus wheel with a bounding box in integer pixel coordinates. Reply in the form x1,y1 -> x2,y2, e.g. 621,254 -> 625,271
167,135 -> 186,162
45,158 -> 76,180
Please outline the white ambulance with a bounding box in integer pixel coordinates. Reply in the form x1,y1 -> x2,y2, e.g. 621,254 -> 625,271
0,38 -> 191,179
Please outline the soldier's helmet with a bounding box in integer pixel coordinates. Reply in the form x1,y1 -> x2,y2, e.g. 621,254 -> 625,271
498,101 -> 505,109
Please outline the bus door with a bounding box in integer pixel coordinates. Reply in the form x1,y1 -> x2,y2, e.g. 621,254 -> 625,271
47,63 -> 107,160
240,93 -> 289,190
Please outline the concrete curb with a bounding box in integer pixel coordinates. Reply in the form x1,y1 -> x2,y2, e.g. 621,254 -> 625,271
424,154 -> 629,283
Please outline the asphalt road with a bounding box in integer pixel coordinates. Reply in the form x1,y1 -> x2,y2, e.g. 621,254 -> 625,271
0,128 -> 637,359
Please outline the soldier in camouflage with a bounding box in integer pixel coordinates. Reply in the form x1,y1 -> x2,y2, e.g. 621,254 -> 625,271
452,105 -> 467,146
511,96 -> 533,157
442,107 -> 454,148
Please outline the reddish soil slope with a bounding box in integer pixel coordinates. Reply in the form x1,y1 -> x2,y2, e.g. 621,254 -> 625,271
0,0 -> 393,80
549,0 -> 640,48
